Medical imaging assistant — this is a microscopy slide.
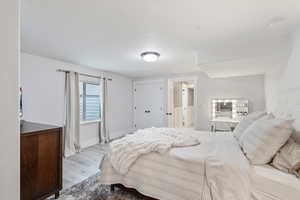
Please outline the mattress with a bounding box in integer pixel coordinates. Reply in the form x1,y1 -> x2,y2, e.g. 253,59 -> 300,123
252,165 -> 300,200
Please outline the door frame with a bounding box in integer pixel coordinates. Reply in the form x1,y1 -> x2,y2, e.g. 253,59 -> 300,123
167,76 -> 198,128
133,79 -> 165,130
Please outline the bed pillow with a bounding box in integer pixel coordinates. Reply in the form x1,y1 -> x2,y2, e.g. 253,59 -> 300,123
238,113 -> 275,144
272,138 -> 300,178
233,111 -> 266,140
240,118 -> 294,164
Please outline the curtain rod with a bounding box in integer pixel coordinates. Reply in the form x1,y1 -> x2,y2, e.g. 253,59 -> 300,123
56,69 -> 112,81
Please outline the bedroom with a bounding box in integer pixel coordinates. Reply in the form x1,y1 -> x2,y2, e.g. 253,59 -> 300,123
1,0 -> 300,200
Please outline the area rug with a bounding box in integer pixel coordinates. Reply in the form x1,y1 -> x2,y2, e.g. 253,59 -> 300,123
58,172 -> 150,200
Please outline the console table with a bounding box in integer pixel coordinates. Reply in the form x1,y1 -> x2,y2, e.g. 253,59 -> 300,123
21,121 -> 63,200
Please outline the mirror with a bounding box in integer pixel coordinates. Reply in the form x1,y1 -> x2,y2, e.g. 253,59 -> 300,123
212,99 -> 248,121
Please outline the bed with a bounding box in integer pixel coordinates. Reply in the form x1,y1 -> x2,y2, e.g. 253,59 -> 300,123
99,129 -> 300,200
252,165 -> 300,200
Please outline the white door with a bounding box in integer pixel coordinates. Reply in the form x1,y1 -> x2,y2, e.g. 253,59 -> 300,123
134,81 -> 164,129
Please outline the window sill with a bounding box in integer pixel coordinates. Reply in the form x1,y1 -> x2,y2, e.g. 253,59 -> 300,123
80,120 -> 101,125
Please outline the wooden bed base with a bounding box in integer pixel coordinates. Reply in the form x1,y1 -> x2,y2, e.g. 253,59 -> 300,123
110,184 -> 158,200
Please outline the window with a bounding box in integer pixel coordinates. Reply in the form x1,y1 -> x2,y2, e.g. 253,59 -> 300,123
80,82 -> 101,121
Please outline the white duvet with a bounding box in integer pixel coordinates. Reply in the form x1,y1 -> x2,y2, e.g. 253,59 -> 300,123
100,130 -> 252,200
108,127 -> 200,174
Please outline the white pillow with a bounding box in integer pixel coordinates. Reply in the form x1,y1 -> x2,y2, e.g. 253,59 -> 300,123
233,111 -> 266,140
238,113 -> 275,144
240,118 -> 294,165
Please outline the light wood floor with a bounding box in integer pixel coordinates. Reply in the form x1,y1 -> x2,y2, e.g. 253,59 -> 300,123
63,144 -> 107,189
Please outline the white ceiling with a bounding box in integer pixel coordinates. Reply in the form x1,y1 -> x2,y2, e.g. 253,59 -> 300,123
21,0 -> 300,78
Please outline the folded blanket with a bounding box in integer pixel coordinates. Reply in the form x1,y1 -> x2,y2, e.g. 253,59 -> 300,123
108,127 -> 200,174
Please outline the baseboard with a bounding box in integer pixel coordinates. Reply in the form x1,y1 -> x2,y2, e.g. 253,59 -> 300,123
110,128 -> 135,140
81,137 -> 99,149
80,128 -> 134,147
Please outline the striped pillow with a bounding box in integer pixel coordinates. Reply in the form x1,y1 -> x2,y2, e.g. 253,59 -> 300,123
240,118 -> 294,165
233,111 -> 266,140
272,138 -> 300,178
238,114 -> 275,144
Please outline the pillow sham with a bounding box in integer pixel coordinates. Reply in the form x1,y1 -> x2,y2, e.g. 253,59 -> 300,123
272,138 -> 300,178
233,111 -> 266,140
240,118 -> 294,165
238,113 -> 275,144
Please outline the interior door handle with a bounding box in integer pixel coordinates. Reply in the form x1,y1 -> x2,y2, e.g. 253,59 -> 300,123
166,113 -> 172,115
145,110 -> 151,113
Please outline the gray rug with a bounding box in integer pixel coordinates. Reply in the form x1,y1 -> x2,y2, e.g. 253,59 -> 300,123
58,173 -> 150,200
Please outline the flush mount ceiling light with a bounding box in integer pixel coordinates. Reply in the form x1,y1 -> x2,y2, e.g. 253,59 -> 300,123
267,16 -> 285,28
141,51 -> 160,62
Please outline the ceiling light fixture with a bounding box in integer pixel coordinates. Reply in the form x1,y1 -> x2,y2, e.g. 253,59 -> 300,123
268,16 -> 285,28
141,51 -> 160,62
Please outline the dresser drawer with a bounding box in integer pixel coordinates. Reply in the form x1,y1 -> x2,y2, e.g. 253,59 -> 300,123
21,122 -> 62,200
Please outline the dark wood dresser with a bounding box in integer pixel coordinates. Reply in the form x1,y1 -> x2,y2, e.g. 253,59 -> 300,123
21,121 -> 63,200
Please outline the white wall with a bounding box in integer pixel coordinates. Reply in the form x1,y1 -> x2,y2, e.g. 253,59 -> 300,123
136,73 -> 265,130
0,0 -> 20,199
265,27 -> 300,142
21,53 -> 133,147
107,72 -> 135,138
197,73 -> 265,130
264,67 -> 283,112
265,27 -> 300,114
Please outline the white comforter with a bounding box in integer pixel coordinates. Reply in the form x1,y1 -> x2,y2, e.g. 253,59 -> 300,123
108,128 -> 200,174
100,130 -> 251,200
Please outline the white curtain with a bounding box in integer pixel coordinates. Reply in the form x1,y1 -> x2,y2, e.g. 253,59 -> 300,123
100,77 -> 109,143
63,72 -> 81,157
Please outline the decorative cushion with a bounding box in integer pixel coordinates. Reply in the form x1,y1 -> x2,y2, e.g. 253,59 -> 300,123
233,111 -> 266,140
272,138 -> 300,178
240,118 -> 294,165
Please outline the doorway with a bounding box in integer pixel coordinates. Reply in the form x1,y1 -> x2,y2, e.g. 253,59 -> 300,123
167,78 -> 197,128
